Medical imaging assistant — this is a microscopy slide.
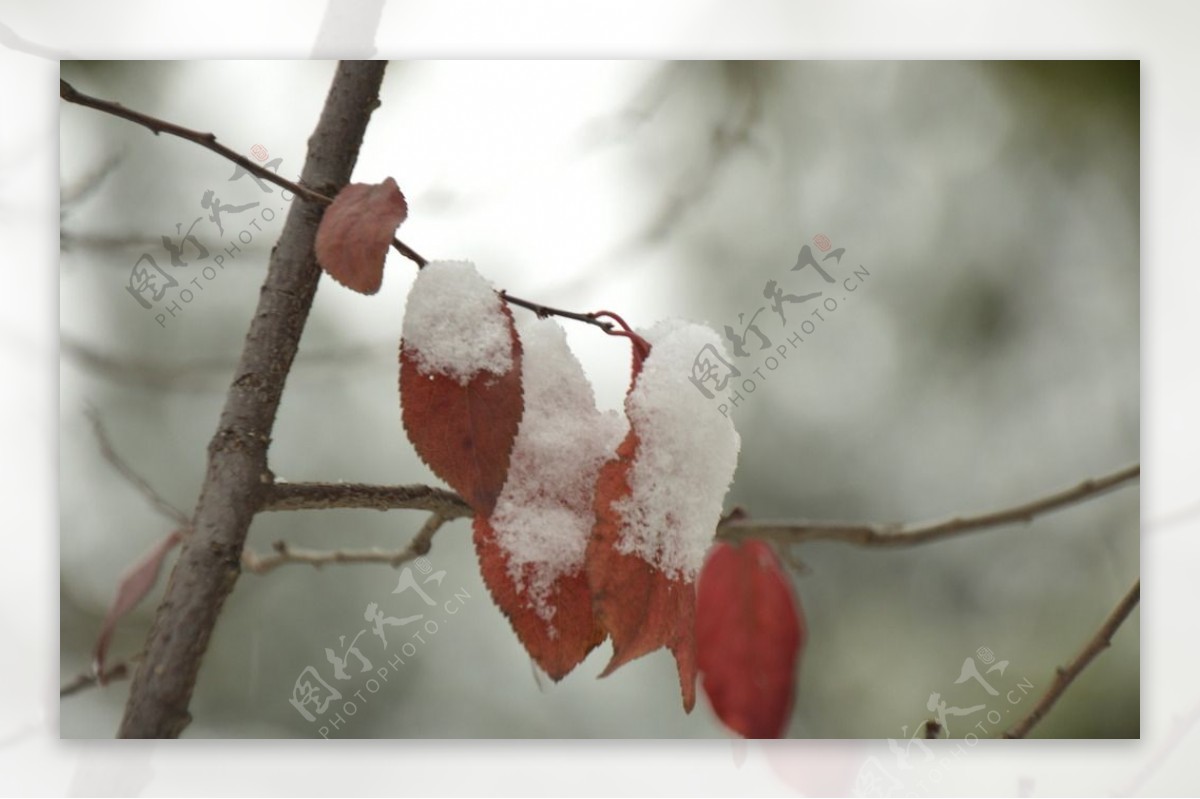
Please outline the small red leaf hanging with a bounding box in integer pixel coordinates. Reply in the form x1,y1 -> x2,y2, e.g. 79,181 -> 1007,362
315,177 -> 408,295
93,528 -> 186,679
399,261 -> 523,516
696,539 -> 805,739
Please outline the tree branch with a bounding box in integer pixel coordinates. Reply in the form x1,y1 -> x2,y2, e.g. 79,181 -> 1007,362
719,464 -> 1139,547
1003,579 -> 1140,738
262,481 -> 471,518
260,464 -> 1138,548
59,78 -> 629,341
59,78 -> 332,207
116,61 -> 390,739
66,337 -> 390,393
61,657 -> 136,698
87,408 -> 191,528
243,512 -> 450,574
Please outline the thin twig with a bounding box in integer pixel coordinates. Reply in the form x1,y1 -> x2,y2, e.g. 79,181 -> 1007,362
66,337 -> 387,392
59,79 -> 635,342
263,465 -> 1138,549
719,464 -> 1139,547
61,152 -> 124,210
86,408 -> 190,528
59,79 -> 332,207
243,512 -> 450,574
1003,579 -> 1141,738
60,230 -> 165,253
262,482 -> 471,518
243,543 -> 421,572
499,290 -> 619,337
408,511 -> 448,555
391,235 -> 428,267
61,657 -> 138,697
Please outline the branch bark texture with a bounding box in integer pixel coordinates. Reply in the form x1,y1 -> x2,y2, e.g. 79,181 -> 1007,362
117,61 -> 389,738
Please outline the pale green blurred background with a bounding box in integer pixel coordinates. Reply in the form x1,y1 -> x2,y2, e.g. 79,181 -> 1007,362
58,60 -> 1138,738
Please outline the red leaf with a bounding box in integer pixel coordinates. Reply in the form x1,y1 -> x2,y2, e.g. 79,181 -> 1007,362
583,328 -> 700,710
584,337 -> 699,712
696,540 -> 805,738
469,319 -> 621,679
588,426 -> 699,711
474,515 -> 606,679
315,177 -> 408,295
92,529 -> 186,679
399,301 -> 523,516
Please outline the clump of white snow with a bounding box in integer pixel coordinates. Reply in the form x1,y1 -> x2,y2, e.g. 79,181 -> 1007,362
402,260 -> 514,384
491,318 -> 627,622
614,319 -> 741,580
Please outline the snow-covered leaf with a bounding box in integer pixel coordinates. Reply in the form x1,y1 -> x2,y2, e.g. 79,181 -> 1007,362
479,320 -> 625,678
589,423 -> 701,710
399,261 -> 522,516
586,320 -> 741,711
476,516 -> 605,679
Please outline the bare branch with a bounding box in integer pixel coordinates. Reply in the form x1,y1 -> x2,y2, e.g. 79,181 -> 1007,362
1003,579 -> 1140,738
243,512 -> 450,574
718,464 -> 1139,547
61,657 -> 137,698
116,61 -> 391,739
65,337 -> 386,392
498,290 -> 620,338
58,78 -> 635,342
641,66 -> 763,244
87,408 -> 190,528
263,465 -> 1137,550
408,511 -> 449,555
61,152 -> 123,210
243,543 -> 422,572
60,229 -> 165,253
60,78 -> 334,208
262,482 -> 471,518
